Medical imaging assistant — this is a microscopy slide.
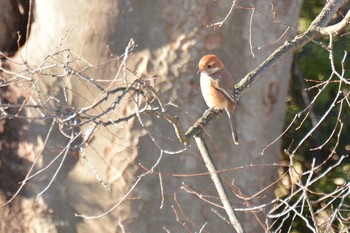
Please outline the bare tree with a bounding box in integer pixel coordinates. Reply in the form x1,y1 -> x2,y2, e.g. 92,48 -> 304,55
1,0 -> 349,232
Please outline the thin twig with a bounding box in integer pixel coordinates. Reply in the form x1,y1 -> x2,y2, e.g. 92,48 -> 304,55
3,119 -> 56,205
209,0 -> 237,28
235,0 -> 347,97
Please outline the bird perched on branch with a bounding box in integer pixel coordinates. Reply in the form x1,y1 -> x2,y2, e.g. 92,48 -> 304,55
198,54 -> 239,145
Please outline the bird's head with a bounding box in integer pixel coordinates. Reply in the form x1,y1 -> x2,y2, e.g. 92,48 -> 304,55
198,54 -> 225,75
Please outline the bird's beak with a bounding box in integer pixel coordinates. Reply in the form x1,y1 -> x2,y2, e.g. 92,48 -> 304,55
197,69 -> 201,75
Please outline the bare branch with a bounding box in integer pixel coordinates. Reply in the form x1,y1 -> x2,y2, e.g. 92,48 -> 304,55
209,0 -> 238,28
184,0 -> 348,146
318,9 -> 350,35
194,134 -> 245,233
235,0 -> 347,96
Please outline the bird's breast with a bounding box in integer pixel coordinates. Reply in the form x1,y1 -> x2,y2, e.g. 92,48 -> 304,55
200,73 -> 228,110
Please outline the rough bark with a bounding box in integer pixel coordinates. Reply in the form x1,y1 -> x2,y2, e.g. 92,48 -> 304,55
2,0 -> 303,232
0,0 -> 20,53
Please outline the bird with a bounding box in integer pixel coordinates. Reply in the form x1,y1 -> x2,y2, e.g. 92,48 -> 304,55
198,54 -> 239,145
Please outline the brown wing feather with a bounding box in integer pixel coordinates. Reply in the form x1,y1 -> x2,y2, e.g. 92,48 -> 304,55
211,70 -> 238,104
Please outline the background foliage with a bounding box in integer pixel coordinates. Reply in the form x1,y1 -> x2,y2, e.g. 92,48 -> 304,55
279,0 -> 350,231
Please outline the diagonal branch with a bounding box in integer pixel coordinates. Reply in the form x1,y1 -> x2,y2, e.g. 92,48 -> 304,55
235,0 -> 348,96
319,8 -> 350,36
194,134 -> 245,233
173,0 -> 348,145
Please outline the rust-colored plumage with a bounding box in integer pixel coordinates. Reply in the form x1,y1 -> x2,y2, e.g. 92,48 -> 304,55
198,54 -> 238,145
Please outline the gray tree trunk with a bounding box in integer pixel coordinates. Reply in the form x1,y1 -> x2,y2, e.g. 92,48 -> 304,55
2,0 -> 302,232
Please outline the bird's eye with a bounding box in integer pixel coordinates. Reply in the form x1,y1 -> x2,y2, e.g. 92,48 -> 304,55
207,64 -> 212,69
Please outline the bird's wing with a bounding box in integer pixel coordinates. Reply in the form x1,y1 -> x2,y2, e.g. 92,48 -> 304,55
213,71 -> 238,104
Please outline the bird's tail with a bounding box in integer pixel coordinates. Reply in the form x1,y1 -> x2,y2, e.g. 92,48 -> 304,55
226,109 -> 239,145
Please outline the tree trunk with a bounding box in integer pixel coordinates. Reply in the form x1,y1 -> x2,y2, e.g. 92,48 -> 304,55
3,0 -> 303,232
